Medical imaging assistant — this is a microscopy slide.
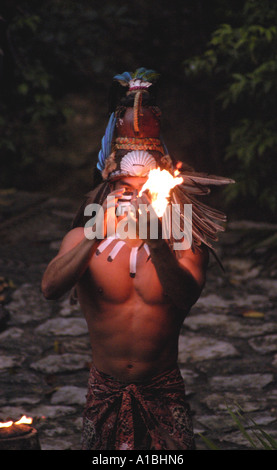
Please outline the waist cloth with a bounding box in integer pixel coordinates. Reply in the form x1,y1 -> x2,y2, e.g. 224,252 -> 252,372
82,364 -> 195,450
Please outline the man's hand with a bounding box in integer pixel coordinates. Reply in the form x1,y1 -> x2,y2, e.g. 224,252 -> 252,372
102,187 -> 125,238
86,188 -> 125,240
102,188 -> 125,213
131,190 -> 163,247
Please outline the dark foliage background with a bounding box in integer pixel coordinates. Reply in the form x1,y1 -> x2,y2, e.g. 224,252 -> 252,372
1,0 -> 276,221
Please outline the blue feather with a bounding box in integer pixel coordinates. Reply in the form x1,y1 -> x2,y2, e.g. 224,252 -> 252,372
97,112 -> 116,171
114,68 -> 159,85
160,134 -> 169,154
133,67 -> 147,78
122,71 -> 132,81
113,71 -> 132,84
133,68 -> 159,82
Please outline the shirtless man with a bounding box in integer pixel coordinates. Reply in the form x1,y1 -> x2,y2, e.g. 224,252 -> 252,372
41,174 -> 208,450
42,177 -> 208,381
41,67 -> 230,450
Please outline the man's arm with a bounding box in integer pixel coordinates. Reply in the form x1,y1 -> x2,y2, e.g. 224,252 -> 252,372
134,191 -> 209,310
41,187 -> 125,300
149,239 -> 209,310
41,228 -> 96,300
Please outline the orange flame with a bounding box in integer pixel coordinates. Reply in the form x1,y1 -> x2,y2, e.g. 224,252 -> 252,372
15,415 -> 33,425
0,420 -> 13,428
140,168 -> 183,217
0,415 -> 33,428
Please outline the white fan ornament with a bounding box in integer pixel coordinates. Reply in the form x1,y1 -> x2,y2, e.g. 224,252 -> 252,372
120,151 -> 157,177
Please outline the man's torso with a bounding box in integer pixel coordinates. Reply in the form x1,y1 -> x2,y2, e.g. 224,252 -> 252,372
76,238 -> 188,382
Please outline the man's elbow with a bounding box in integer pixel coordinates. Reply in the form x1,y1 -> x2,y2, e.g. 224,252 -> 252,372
41,276 -> 59,300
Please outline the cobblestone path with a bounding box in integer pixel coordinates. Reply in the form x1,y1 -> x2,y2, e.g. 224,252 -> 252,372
0,190 -> 276,450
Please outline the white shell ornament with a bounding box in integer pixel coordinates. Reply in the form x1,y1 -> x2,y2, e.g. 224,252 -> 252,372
120,151 -> 156,177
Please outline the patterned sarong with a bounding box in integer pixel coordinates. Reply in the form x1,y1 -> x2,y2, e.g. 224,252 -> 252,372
82,364 -> 195,450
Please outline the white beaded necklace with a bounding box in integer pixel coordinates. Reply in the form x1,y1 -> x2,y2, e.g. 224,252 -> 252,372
95,235 -> 150,278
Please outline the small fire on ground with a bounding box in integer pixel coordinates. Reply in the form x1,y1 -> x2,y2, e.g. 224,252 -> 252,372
0,415 -> 33,428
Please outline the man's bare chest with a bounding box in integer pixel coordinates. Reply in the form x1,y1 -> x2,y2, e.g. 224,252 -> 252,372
86,238 -> 166,304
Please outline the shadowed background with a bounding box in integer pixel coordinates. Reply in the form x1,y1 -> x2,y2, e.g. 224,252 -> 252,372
1,1 -> 277,451
1,0 -> 277,223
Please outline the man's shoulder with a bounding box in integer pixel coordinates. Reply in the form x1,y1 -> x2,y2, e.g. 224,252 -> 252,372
177,244 -> 209,290
178,244 -> 209,265
63,227 -> 85,243
57,227 -> 85,255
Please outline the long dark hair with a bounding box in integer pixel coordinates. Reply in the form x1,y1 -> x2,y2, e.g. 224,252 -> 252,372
71,173 -> 110,229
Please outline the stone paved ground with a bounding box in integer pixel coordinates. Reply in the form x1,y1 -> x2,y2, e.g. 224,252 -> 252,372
0,190 -> 276,450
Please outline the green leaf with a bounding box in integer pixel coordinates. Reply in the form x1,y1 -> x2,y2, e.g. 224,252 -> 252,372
235,404 -> 277,450
198,433 -> 220,450
17,83 -> 29,96
226,407 -> 258,448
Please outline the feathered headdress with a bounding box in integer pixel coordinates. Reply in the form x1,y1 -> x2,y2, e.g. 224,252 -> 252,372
94,68 -> 234,258
97,67 -> 165,176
